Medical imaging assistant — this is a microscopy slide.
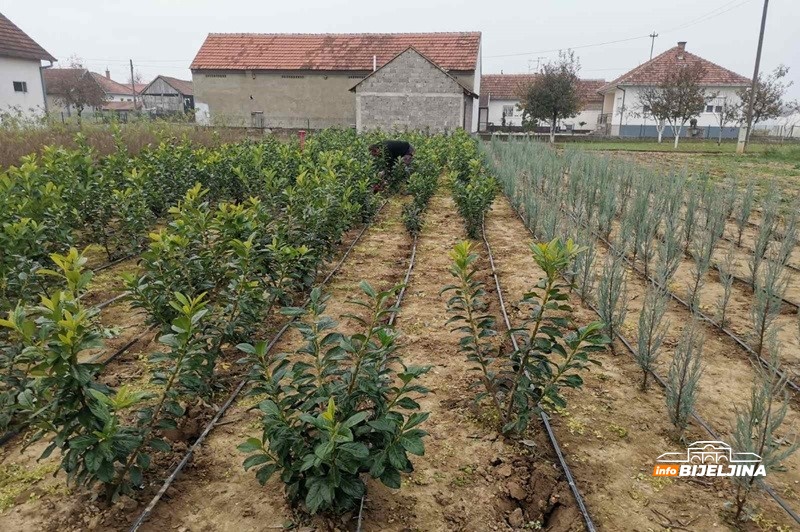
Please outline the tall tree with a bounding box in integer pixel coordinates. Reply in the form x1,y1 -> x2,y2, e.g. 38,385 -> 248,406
49,69 -> 107,123
518,50 -> 581,143
738,65 -> 793,140
639,63 -> 707,148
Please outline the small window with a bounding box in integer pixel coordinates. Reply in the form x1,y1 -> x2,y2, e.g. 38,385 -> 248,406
643,104 -> 651,114
705,105 -> 714,113
714,105 -> 722,113
13,81 -> 27,93
502,105 -> 515,117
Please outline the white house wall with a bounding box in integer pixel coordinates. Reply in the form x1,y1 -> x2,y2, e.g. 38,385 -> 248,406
605,85 -> 744,137
0,56 -> 46,119
487,98 -> 601,130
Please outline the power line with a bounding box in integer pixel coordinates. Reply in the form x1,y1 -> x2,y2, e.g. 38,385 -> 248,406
484,0 -> 757,60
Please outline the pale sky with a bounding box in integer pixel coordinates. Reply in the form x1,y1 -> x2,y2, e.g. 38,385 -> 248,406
3,0 -> 798,100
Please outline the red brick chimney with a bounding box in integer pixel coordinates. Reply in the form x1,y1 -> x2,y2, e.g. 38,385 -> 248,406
677,41 -> 687,51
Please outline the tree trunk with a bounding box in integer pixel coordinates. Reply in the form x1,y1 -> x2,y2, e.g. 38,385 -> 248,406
550,112 -> 557,144
673,126 -> 682,148
657,128 -> 663,143
718,123 -> 724,145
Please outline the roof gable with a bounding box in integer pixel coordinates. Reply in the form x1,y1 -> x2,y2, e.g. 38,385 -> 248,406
0,12 -> 55,62
599,43 -> 749,93
480,74 -> 606,103
141,75 -> 194,96
350,46 -> 476,96
190,32 -> 481,72
90,72 -> 135,95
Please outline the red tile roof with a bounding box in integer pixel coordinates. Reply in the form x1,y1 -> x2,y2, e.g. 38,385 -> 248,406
0,12 -> 55,62
44,68 -> 135,96
90,72 -> 135,95
133,83 -> 148,94
481,74 -> 606,104
191,32 -> 481,72
598,43 -> 749,93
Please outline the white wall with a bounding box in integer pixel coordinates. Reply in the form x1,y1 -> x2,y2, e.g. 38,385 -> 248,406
471,41 -> 481,133
487,98 -> 601,130
606,85 -> 744,129
0,56 -> 46,119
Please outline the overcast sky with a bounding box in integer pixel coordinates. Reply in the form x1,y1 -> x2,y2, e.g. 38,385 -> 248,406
4,0 -> 798,100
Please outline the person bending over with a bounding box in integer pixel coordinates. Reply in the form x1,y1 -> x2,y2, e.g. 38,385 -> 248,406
369,140 -> 415,176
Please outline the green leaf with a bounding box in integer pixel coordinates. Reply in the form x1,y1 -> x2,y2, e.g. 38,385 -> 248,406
243,454 -> 271,471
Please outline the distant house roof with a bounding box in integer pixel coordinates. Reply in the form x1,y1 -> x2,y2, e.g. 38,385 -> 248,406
90,72 -> 135,95
0,12 -> 55,62
350,47 -> 476,97
480,74 -> 606,104
191,32 -> 481,72
44,68 -> 134,97
133,83 -> 148,94
598,42 -> 749,93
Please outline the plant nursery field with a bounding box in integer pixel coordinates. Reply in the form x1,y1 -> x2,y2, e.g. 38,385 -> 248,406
1,128 -> 799,532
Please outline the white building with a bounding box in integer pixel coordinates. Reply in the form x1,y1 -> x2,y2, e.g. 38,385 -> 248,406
477,74 -> 605,132
0,12 -> 56,122
597,41 -> 750,139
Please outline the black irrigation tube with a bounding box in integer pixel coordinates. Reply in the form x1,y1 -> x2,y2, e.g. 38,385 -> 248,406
720,233 -> 800,276
94,253 -> 138,273
505,198 -> 800,527
480,221 -> 597,532
130,203 -> 390,532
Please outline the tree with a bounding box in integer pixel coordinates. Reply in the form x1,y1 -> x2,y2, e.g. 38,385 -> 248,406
639,63 -> 707,148
709,92 -> 742,145
637,92 -> 670,143
49,69 -> 107,122
518,50 -> 581,143
738,65 -> 793,140
127,70 -> 145,85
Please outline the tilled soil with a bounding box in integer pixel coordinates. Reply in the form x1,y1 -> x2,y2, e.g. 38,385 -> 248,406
512,191 -> 800,528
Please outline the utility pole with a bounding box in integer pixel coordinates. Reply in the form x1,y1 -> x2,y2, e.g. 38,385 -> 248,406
129,59 -> 137,109
648,32 -> 659,60
738,0 -> 769,154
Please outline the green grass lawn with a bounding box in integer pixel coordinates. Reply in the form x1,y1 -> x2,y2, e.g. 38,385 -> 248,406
555,139 -> 800,158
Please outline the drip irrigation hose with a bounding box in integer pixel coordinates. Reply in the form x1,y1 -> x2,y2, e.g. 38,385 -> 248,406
94,253 -> 138,273
505,197 -> 800,527
97,292 -> 129,310
480,221 -> 597,532
130,203 -> 387,532
719,234 -> 800,276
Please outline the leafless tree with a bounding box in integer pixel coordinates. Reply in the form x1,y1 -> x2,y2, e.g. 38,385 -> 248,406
639,63 -> 707,148
49,69 -> 107,123
738,65 -> 793,140
708,92 -> 742,145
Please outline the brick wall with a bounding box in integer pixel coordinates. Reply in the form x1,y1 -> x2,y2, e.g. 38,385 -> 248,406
355,49 -> 469,133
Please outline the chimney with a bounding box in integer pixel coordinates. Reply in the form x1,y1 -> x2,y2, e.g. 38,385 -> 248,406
105,68 -> 111,79
677,41 -> 687,51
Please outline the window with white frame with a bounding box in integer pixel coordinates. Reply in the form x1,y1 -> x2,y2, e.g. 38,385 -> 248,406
705,104 -> 714,113
12,81 -> 27,93
502,105 -> 515,117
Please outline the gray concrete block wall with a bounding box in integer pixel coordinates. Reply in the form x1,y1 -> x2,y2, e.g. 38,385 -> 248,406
356,49 -> 466,132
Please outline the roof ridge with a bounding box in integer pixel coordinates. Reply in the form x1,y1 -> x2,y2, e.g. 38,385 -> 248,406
205,31 -> 481,36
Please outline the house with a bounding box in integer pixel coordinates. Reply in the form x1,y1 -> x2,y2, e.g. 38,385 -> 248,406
190,32 -> 481,131
478,74 -> 605,132
140,75 -> 194,116
44,68 -> 138,119
0,12 -> 56,120
351,47 -> 477,133
597,41 -> 750,138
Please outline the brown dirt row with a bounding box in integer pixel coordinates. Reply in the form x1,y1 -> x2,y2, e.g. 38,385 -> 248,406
0,210 -> 373,532
360,192 -> 583,531
135,196 -> 414,531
